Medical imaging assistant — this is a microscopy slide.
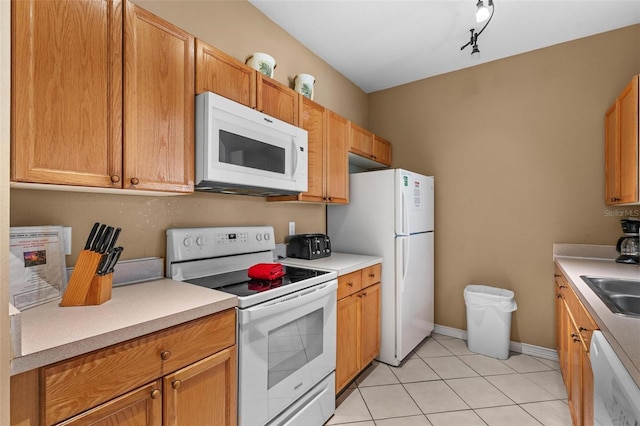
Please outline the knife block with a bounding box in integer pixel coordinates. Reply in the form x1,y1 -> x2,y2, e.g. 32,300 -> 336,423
85,274 -> 113,305
60,250 -> 103,306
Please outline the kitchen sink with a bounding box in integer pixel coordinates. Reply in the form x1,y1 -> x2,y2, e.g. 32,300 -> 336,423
580,276 -> 640,318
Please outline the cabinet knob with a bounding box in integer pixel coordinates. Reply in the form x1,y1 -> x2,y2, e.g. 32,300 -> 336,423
571,333 -> 580,343
347,282 -> 353,287
172,380 -> 182,389
130,177 -> 140,185
361,292 -> 367,297
558,285 -> 567,289
151,389 -> 161,399
110,175 -> 120,183
368,273 -> 376,278
579,326 -> 588,332
160,350 -> 171,360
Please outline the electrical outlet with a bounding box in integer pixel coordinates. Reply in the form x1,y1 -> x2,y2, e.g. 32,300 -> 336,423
288,222 -> 295,236
63,227 -> 72,255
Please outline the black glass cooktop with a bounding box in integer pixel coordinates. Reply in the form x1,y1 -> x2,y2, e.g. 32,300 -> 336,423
186,266 -> 330,298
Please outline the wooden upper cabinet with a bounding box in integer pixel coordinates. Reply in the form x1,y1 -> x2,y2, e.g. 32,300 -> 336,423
257,73 -> 299,125
373,135 -> 392,166
326,111 -> 349,203
349,122 -> 392,166
195,39 -> 256,108
11,0 -> 123,188
349,122 -> 374,157
268,97 -> 347,203
123,2 -> 194,192
11,0 -> 194,193
605,75 -> 639,205
194,40 -> 297,125
297,98 -> 326,202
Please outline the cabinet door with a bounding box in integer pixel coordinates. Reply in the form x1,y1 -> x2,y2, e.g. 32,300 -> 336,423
163,346 -> 237,426
555,276 -> 570,386
359,283 -> 381,367
605,76 -> 639,205
617,76 -> 639,204
605,103 -> 621,204
298,98 -> 326,202
58,381 -> 162,426
257,74 -> 298,125
336,295 -> 360,393
11,0 -> 123,188
123,2 -> 194,193
195,39 -> 256,108
326,111 -> 349,204
349,122 -> 374,158
373,135 -> 392,166
568,318 -> 583,426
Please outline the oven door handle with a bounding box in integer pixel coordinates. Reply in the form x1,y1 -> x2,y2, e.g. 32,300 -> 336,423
239,280 -> 337,324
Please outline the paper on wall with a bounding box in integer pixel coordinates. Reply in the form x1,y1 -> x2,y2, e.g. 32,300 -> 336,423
9,226 -> 67,310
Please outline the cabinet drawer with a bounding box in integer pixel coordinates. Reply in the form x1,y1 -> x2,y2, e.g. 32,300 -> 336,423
42,309 -> 236,425
362,264 -> 381,287
338,270 -> 362,299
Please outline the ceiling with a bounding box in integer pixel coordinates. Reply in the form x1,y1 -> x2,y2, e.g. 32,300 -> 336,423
249,0 -> 640,93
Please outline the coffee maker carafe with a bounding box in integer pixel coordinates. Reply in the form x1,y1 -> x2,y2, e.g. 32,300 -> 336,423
616,218 -> 640,264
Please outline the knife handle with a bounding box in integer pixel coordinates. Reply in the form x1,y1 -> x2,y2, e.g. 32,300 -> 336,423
84,222 -> 100,250
98,226 -> 114,254
106,227 -> 121,252
90,224 -> 107,252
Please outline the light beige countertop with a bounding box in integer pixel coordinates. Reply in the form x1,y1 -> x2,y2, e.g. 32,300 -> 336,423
279,252 -> 383,276
554,244 -> 640,387
10,278 -> 237,375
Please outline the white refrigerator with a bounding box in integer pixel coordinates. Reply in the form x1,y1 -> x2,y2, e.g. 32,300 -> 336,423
327,168 -> 434,366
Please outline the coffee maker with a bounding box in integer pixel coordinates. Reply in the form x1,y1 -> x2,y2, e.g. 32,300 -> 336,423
616,218 -> 640,264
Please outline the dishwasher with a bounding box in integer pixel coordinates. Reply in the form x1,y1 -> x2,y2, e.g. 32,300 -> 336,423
590,330 -> 640,425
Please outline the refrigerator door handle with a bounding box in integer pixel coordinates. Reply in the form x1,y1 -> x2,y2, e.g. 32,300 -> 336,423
402,237 -> 410,290
401,190 -> 409,235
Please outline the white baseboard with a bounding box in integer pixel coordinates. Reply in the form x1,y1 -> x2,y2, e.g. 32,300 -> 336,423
433,324 -> 559,362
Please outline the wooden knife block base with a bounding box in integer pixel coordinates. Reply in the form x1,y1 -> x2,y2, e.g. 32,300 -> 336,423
85,274 -> 113,305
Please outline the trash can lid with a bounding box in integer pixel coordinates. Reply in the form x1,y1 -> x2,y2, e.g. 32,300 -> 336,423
464,284 -> 517,312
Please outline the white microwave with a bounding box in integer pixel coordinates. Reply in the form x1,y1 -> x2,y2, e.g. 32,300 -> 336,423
195,91 -> 308,196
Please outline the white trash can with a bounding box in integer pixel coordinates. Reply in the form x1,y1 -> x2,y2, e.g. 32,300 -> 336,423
464,285 -> 517,360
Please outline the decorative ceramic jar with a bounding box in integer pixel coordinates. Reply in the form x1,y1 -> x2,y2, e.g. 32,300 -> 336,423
294,74 -> 315,100
246,52 -> 276,78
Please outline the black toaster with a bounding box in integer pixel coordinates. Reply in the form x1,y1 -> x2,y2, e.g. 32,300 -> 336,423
287,234 -> 331,260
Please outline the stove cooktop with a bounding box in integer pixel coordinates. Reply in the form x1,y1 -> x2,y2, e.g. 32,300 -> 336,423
186,266 -> 331,300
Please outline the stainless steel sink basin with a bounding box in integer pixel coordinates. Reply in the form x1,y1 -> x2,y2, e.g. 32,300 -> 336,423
580,276 -> 640,318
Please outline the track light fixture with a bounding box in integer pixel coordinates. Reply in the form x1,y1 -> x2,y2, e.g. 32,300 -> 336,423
461,0 -> 495,58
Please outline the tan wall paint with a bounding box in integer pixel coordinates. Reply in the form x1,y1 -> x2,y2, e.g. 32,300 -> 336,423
368,25 -> 640,349
1,0 -> 11,422
9,0 -> 369,266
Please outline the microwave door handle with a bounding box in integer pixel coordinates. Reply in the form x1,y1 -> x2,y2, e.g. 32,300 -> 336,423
292,138 -> 300,175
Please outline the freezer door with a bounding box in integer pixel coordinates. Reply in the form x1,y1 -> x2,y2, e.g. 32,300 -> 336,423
395,232 -> 434,362
395,170 -> 434,235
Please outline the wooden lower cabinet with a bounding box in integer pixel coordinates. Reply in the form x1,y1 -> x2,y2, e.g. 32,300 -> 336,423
335,264 -> 381,393
10,309 -> 237,426
555,267 -> 598,425
58,381 -> 163,426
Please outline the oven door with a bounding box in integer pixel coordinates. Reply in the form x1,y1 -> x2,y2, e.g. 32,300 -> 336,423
237,279 -> 337,426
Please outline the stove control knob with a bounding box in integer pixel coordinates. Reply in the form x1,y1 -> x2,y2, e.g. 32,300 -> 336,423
264,233 -> 271,241
196,236 -> 205,246
256,233 -> 262,241
183,237 -> 193,247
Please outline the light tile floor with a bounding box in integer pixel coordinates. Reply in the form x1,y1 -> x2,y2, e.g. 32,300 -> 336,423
326,333 -> 572,426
